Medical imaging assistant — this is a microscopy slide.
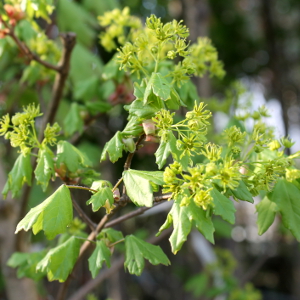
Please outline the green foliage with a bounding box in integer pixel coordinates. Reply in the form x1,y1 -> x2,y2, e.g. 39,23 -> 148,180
2,153 -> 32,198
124,235 -> 170,276
1,4 -> 300,295
7,250 -> 47,280
88,240 -> 112,278
15,185 -> 73,239
36,236 -> 82,282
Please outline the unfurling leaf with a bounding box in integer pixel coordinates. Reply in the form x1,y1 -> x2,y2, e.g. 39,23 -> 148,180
86,188 -> 114,213
56,140 -> 91,173
36,236 -> 81,282
158,198 -> 214,254
88,240 -> 111,278
15,185 -> 73,239
100,131 -> 125,163
124,235 -> 170,276
34,148 -> 55,192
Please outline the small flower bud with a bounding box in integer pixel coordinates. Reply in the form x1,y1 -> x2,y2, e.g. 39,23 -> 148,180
268,140 -> 281,151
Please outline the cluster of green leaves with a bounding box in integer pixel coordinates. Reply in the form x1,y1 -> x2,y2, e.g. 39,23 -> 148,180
2,6 -> 300,288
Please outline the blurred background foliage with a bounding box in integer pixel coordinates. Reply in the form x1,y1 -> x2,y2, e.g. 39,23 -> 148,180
1,0 -> 300,299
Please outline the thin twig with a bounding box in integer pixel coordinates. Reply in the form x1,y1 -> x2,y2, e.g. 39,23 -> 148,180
38,32 -> 76,142
71,196 -> 97,231
66,227 -> 173,300
2,19 -> 60,72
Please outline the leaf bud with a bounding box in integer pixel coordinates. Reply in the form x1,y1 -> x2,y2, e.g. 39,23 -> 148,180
122,137 -> 136,153
113,188 -> 120,201
142,119 -> 156,135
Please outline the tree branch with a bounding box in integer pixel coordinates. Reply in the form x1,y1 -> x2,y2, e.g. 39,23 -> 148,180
15,32 -> 76,251
2,19 -> 60,72
71,196 -> 97,231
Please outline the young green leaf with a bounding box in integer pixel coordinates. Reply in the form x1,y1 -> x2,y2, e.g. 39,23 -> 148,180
15,185 -> 73,240
88,240 -> 112,278
123,170 -> 154,207
143,73 -> 171,104
100,131 -> 125,163
56,140 -> 91,173
2,153 -> 32,199
124,98 -> 162,119
270,179 -> 300,240
122,116 -> 144,137
34,148 -> 55,192
36,236 -> 81,282
63,103 -> 84,136
256,196 -> 278,235
231,180 -> 254,203
86,188 -> 114,213
211,188 -> 236,224
124,169 -> 165,185
155,132 -> 176,169
99,228 -> 124,243
7,250 -> 47,280
158,198 -> 215,254
124,235 -> 170,276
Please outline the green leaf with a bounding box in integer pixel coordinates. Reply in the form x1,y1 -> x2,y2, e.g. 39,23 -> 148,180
63,103 -> 84,136
86,188 -> 114,213
155,132 -> 176,169
88,240 -> 111,278
158,198 -> 214,254
270,179 -> 300,240
56,140 -> 91,173
36,236 -> 81,282
211,188 -> 236,224
123,170 -> 154,207
57,0 -> 97,47
74,76 -> 98,101
124,235 -> 170,276
99,228 -> 124,243
122,116 -> 144,137
34,148 -> 55,192
15,185 -> 73,240
124,98 -> 161,119
70,44 -> 103,85
256,196 -> 278,235
100,131 -> 125,163
231,181 -> 254,203
2,153 -> 32,199
143,73 -> 171,104
124,169 -> 165,185
7,250 -> 47,280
